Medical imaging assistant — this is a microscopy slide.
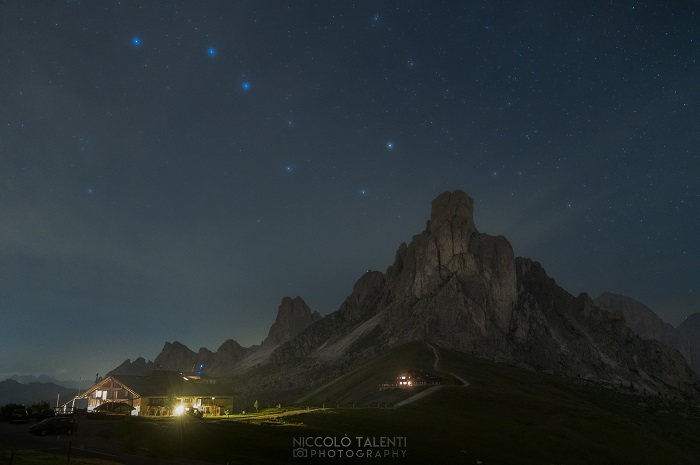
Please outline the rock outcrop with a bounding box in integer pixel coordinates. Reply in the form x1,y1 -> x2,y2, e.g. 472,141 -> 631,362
381,191 -> 516,352
152,341 -> 200,371
108,296 -> 321,377
112,338 -> 258,377
264,296 -> 321,346
206,339 -> 255,373
594,292 -> 676,346
108,357 -> 155,376
514,261 -> 695,394
595,292 -> 700,377
675,313 -> 700,376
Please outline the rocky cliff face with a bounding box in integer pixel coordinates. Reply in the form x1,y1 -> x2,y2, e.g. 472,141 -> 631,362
594,293 -> 700,377
594,292 -> 676,346
264,296 -> 321,346
108,357 -> 155,376
513,260 -> 695,394
109,296 -> 319,376
380,191 -> 516,353
206,339 -> 255,373
675,313 -> 700,376
153,341 -> 200,371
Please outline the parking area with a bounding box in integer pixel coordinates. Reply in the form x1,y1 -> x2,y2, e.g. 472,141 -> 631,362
1,417 -> 129,464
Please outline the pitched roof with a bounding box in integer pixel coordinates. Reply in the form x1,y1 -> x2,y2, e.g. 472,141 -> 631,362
81,371 -> 234,399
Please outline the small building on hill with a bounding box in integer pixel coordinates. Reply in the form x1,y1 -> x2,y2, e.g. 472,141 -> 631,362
379,370 -> 441,390
78,371 -> 233,416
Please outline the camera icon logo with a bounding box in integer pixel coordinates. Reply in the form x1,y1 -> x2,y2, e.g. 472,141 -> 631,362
293,448 -> 308,458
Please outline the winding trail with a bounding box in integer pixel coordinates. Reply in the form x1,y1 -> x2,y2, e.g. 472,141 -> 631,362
394,343 -> 469,408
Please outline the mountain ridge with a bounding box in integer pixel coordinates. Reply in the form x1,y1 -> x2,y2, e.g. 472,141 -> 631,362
0,379 -> 78,406
107,190 -> 699,400
595,292 -> 700,377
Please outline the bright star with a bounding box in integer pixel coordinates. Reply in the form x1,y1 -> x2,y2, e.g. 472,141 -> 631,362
208,47 -> 216,56
242,81 -> 250,90
132,37 -> 141,46
386,142 -> 394,149
360,188 -> 368,197
285,165 -> 292,173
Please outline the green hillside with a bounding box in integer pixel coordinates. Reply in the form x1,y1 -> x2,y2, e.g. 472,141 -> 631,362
296,341 -> 453,405
8,343 -> 696,465
288,342 -> 700,464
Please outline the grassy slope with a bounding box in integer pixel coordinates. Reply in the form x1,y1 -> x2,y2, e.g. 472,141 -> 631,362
288,342 -> 700,465
297,341 -> 444,405
12,342 -> 697,465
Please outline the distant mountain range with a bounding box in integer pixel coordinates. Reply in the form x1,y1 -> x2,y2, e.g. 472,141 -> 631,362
0,378 -> 77,406
595,292 -> 700,376
4,374 -> 81,388
109,190 -> 699,402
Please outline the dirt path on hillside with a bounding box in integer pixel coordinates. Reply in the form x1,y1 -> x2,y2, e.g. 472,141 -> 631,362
224,407 -> 323,422
394,343 -> 469,408
427,343 -> 469,386
429,342 -> 441,370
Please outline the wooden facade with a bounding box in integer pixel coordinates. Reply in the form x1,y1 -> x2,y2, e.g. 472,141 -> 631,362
79,371 -> 234,416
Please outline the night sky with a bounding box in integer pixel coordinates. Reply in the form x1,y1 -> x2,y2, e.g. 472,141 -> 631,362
1,1 -> 698,382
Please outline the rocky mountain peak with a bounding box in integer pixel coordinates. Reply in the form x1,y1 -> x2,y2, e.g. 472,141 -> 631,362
264,296 -> 321,346
426,190 -> 478,271
383,190 -> 516,339
108,357 -> 155,376
429,190 -> 476,234
153,341 -> 198,371
594,292 -> 676,345
594,293 -> 700,377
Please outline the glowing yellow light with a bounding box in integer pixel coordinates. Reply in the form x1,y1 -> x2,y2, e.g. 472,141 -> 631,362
174,405 -> 185,416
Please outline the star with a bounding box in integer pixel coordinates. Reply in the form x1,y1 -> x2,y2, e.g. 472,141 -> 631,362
131,37 -> 141,47
386,142 -> 394,149
360,188 -> 368,197
285,165 -> 292,173
207,47 -> 216,56
242,81 -> 250,90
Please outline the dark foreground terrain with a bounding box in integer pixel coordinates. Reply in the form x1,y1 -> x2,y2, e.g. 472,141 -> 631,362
2,343 -> 699,465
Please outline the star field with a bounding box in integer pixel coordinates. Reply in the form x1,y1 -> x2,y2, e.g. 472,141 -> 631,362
0,1 -> 698,380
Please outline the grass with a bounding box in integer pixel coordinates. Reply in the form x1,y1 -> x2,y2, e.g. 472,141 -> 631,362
296,340 -> 441,405
0,447 -> 121,465
280,343 -> 700,464
4,342 -> 699,464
